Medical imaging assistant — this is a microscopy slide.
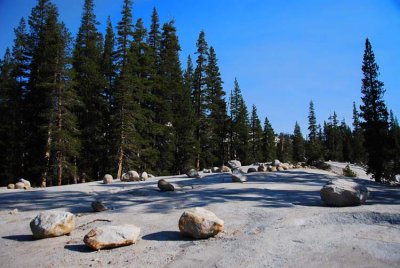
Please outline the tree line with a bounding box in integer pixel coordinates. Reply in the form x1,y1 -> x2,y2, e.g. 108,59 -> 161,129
0,0 -> 399,186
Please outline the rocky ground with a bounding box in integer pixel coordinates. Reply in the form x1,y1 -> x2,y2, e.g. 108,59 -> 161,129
0,167 -> 399,268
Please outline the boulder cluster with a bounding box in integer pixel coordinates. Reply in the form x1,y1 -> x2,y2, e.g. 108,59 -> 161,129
28,207 -> 223,251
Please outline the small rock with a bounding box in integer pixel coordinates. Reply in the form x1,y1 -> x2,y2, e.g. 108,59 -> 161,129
221,166 -> 232,173
257,165 -> 266,172
7,184 -> 15,189
203,169 -> 211,173
91,201 -> 108,212
320,179 -> 369,207
15,182 -> 26,189
247,167 -> 257,173
103,174 -> 113,184
9,208 -> 18,215
227,160 -> 242,169
272,160 -> 281,167
158,179 -> 174,192
19,178 -> 31,189
268,166 -> 277,172
121,171 -> 140,182
140,172 -> 148,181
84,224 -> 140,250
212,167 -> 220,173
178,207 -> 224,239
186,169 -> 201,178
277,166 -> 284,172
232,168 -> 247,183
30,211 -> 76,239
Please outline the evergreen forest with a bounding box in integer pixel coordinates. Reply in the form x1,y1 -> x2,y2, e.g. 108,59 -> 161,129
0,0 -> 399,186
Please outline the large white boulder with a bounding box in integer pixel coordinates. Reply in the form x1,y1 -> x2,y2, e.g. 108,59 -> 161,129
103,174 -> 113,184
178,207 -> 224,239
140,172 -> 148,181
30,211 -> 76,239
227,160 -> 241,169
320,179 -> 369,207
186,169 -> 201,178
84,224 -> 141,250
121,171 -> 140,182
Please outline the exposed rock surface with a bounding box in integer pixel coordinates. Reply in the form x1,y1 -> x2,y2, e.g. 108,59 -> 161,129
178,207 -> 224,239
320,179 -> 369,207
103,174 -> 113,184
158,179 -> 175,192
30,211 -> 75,239
83,224 -> 140,250
228,160 -> 241,169
92,201 -> 108,212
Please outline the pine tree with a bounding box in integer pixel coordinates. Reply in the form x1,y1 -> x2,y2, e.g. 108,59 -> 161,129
249,105 -> 263,163
292,121 -> 305,163
206,46 -> 228,166
73,0 -> 107,180
351,102 -> 365,163
229,78 -> 250,163
324,112 -> 343,161
387,111 -> 400,179
0,49 -> 23,185
261,116 -> 276,161
306,101 -> 322,164
148,8 -> 161,69
359,38 -> 389,182
340,119 -> 352,162
277,133 -> 292,163
192,31 -> 209,169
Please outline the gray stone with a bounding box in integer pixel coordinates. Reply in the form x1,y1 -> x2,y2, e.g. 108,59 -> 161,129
232,168 -> 247,183
121,171 -> 140,182
30,211 -> 76,239
91,201 -> 108,212
178,207 -> 224,239
320,179 -> 369,207
257,165 -> 266,172
158,179 -> 174,192
103,174 -> 113,184
186,169 -> 201,178
84,224 -> 140,250
228,160 -> 242,169
272,160 -> 281,167
7,184 -> 15,189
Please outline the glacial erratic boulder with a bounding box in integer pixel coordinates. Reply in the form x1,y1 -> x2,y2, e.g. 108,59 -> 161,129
84,224 -> 140,250
103,174 -> 113,184
257,165 -> 266,172
7,184 -> 15,189
186,169 -> 201,179
158,179 -> 175,192
227,160 -> 242,169
320,179 -> 369,207
221,166 -> 232,173
30,211 -> 76,239
121,171 -> 140,182
178,207 -> 224,239
140,172 -> 148,181
272,160 -> 281,167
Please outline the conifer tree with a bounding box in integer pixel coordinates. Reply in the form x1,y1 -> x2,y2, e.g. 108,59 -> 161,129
292,121 -> 305,162
249,105 -> 263,163
387,111 -> 400,179
324,112 -> 343,161
206,46 -> 228,166
351,102 -> 365,163
192,31 -> 209,169
261,116 -> 276,161
306,101 -> 322,164
229,78 -> 250,163
340,119 -> 352,162
359,38 -> 389,182
73,0 -> 107,180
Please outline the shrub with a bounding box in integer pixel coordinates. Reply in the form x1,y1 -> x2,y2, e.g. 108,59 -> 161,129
343,164 -> 357,177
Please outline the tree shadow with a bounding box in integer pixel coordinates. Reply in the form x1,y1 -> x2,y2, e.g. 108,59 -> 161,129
2,234 -> 35,242
142,231 -> 189,242
64,244 -> 93,253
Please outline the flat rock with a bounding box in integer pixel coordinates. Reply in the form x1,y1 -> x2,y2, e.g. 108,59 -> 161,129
84,224 -> 140,250
30,211 -> 75,239
320,179 -> 369,207
178,207 -> 224,239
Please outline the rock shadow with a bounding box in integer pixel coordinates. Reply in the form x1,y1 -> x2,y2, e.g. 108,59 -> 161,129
142,231 -> 190,242
64,244 -> 93,253
2,234 -> 35,242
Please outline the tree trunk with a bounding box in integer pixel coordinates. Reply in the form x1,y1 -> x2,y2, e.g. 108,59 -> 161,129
117,107 -> 125,179
57,83 -> 62,186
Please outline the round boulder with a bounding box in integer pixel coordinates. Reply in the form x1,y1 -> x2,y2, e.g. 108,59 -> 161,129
91,201 -> 108,212
84,224 -> 140,250
186,169 -> 201,178
178,207 -> 224,239
30,211 -> 76,239
257,165 -> 266,172
247,167 -> 257,173
221,166 -> 232,173
15,182 -> 26,189
320,179 -> 369,207
121,170 -> 140,182
140,172 -> 148,181
7,184 -> 15,189
272,160 -> 281,167
212,167 -> 221,173
158,179 -> 174,192
103,174 -> 113,184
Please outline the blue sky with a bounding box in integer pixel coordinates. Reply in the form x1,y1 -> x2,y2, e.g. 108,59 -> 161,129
1,0 -> 399,134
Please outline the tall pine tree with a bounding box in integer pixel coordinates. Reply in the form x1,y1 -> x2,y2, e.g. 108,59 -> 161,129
262,116 -> 276,161
306,101 -> 322,164
292,121 -> 305,163
249,105 -> 263,163
359,38 -> 389,182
